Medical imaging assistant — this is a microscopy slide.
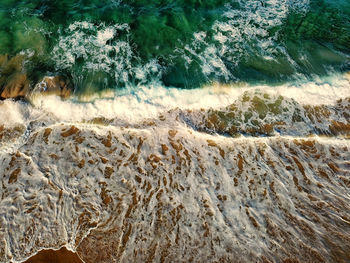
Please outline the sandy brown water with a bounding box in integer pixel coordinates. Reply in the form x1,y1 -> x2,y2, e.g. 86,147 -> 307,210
22,248 -> 82,263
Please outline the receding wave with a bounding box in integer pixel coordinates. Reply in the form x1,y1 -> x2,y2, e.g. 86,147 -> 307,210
0,74 -> 350,262
1,124 -> 350,262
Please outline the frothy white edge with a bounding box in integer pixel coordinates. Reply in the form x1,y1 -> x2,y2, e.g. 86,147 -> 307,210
0,73 -> 349,127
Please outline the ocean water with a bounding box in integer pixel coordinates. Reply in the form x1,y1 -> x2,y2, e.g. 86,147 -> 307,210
0,0 -> 350,262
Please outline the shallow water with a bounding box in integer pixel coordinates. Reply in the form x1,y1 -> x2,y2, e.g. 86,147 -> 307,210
1,74 -> 350,262
0,1 -> 350,263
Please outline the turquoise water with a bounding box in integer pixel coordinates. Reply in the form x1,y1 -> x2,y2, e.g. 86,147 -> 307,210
0,0 -> 349,90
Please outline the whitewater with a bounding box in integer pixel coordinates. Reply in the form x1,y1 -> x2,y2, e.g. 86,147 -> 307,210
1,73 -> 350,262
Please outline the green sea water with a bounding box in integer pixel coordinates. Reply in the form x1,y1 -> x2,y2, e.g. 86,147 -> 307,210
0,0 -> 349,91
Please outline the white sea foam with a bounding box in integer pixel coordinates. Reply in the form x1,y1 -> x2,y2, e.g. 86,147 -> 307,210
1,123 -> 349,262
0,73 -> 347,131
52,21 -> 160,86
24,73 -> 349,125
0,100 -> 25,127
180,0 -> 310,79
0,72 -> 349,157
0,73 -> 349,263
51,0 -> 312,86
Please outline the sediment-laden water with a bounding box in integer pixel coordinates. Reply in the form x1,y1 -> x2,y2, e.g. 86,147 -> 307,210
0,0 -> 350,262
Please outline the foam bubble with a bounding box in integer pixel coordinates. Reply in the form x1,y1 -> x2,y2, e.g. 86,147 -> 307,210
52,21 -> 160,86
0,73 -> 348,133
24,73 -> 349,126
0,100 -> 26,127
180,0 -> 310,80
1,123 -> 349,262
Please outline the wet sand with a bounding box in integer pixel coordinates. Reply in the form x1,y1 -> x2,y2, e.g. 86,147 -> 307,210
22,247 -> 83,263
